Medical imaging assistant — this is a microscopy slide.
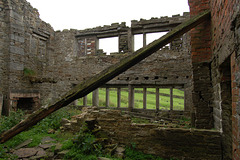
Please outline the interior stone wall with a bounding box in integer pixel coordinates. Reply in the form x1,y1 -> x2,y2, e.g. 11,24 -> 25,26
0,0 -> 10,114
0,0 -> 55,114
0,0 -> 193,116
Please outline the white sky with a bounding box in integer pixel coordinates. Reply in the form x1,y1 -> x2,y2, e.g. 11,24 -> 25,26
26,0 -> 189,54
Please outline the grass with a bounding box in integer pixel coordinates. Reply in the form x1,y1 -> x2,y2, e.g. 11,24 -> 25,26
78,88 -> 184,110
0,107 -> 81,159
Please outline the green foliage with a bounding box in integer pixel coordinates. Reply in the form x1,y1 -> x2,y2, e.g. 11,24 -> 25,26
0,145 -> 18,159
0,107 -> 78,150
23,68 -> 36,77
124,144 -> 165,160
131,117 -> 150,124
0,110 -> 25,134
64,125 -> 102,160
34,107 -> 73,132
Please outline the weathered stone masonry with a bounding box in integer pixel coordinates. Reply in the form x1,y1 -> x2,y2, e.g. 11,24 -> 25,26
0,0 -> 55,115
2,0 -> 240,159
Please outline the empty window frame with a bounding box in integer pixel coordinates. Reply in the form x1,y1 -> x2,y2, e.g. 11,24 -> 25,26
99,37 -> 118,55
146,32 -> 170,48
134,34 -> 143,51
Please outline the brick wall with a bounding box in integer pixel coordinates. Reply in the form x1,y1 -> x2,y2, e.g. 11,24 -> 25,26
210,0 -> 239,159
188,0 -> 213,129
189,0 -> 240,159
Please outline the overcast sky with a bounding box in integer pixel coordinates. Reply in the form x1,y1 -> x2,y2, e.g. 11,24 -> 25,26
26,0 -> 190,53
27,0 -> 189,31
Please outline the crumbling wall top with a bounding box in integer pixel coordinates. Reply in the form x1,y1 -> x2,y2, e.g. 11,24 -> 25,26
76,22 -> 129,38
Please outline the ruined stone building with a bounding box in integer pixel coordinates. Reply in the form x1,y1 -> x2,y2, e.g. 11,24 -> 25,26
0,0 -> 240,159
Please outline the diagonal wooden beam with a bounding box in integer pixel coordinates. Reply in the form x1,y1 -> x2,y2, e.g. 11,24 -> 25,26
0,10 -> 210,143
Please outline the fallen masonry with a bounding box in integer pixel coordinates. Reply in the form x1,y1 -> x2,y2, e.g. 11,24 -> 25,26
60,107 -> 222,160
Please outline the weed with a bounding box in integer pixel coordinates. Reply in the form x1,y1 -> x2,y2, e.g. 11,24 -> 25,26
0,110 -> 25,134
0,107 -> 80,159
23,68 -> 36,77
131,117 -> 150,124
64,125 -> 103,160
124,144 -> 166,160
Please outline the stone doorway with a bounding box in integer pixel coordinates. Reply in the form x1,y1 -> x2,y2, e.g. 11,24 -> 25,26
10,91 -> 40,113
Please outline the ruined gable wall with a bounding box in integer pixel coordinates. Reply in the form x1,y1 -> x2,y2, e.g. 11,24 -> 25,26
0,0 -> 55,113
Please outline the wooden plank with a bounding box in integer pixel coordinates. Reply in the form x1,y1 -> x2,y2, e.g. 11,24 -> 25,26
0,10 -> 210,143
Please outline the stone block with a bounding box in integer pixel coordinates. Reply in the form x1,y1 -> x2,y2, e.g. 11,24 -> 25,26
10,34 -> 24,43
9,61 -> 23,71
10,10 -> 23,22
10,46 -> 24,55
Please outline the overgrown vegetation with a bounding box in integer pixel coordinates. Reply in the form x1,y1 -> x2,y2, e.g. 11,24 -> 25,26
0,107 -> 81,159
61,124 -> 171,160
0,110 -> 25,134
23,67 -> 36,77
0,107 -> 181,159
62,125 -> 103,160
124,143 -> 167,160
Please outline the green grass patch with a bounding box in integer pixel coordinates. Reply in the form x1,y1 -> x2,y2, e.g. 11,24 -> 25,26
0,107 -> 81,159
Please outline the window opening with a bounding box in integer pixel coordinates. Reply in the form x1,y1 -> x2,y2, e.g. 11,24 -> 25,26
146,32 -> 170,48
109,88 -> 117,107
120,88 -> 128,108
134,88 -> 143,109
173,89 -> 184,110
146,88 -> 156,109
98,88 -> 106,107
87,92 -> 93,106
134,34 -> 143,51
99,37 -> 118,55
159,88 -> 170,110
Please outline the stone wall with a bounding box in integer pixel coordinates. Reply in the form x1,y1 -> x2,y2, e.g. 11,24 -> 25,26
188,0 -> 213,129
0,0 -> 55,114
63,107 -> 222,160
189,0 -> 240,159
0,0 -> 193,116
0,0 -> 10,114
38,13 -> 193,111
210,0 -> 239,159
